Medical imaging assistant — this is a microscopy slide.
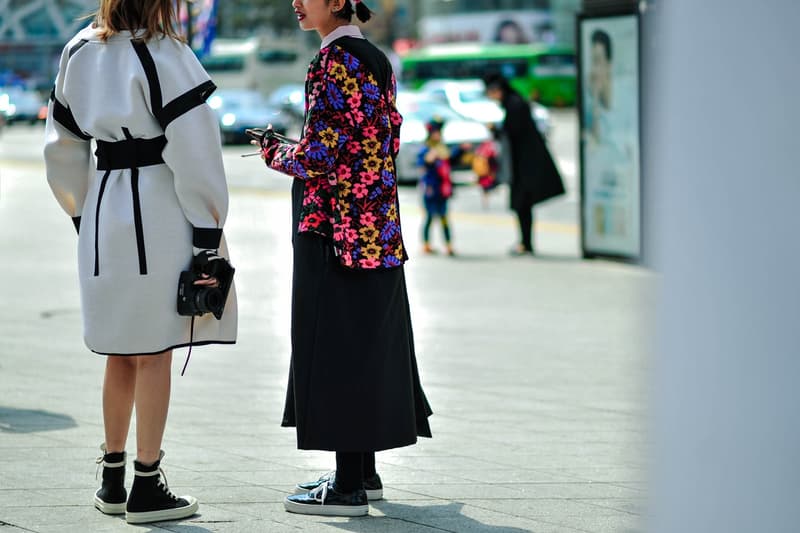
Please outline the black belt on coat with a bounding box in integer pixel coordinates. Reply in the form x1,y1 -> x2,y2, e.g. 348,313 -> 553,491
92,133 -> 165,276
95,135 -> 166,170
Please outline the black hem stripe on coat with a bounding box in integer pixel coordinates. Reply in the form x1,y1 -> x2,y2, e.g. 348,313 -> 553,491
92,340 -> 236,357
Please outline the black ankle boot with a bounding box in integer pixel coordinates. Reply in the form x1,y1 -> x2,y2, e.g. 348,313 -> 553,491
94,444 -> 127,515
125,451 -> 198,524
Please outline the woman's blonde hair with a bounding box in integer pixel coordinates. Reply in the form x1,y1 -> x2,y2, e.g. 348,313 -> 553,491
94,0 -> 184,42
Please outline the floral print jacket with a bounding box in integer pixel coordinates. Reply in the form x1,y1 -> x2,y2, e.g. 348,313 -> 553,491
262,37 -> 407,270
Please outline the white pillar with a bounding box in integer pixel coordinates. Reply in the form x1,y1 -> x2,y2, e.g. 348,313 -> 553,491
647,2 -> 800,533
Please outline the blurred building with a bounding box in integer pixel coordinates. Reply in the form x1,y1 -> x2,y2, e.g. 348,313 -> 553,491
0,0 -> 95,89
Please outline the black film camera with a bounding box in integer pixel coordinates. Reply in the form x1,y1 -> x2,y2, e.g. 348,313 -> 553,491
177,250 -> 235,320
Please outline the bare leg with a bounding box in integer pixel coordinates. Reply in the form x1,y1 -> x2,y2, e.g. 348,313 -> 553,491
103,356 -> 137,453
134,351 -> 172,464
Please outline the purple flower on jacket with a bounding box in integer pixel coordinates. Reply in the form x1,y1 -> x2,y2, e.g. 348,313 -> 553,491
363,83 -> 380,100
380,220 -> 399,241
344,53 -> 360,71
307,141 -> 329,161
383,255 -> 401,268
381,136 -> 391,153
326,81 -> 346,110
381,169 -> 395,187
364,103 -> 375,116
369,186 -> 383,200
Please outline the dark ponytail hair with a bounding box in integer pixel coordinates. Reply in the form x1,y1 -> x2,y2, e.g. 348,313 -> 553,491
332,0 -> 373,23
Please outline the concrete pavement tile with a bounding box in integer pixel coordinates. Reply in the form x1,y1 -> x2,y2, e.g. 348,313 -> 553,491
370,500 -> 585,533
496,483 -> 642,500
387,482 -> 525,501
535,468 -> 645,484
580,499 -> 643,516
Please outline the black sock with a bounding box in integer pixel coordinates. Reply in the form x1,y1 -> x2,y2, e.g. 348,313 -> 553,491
362,452 -> 376,478
335,452 -> 363,493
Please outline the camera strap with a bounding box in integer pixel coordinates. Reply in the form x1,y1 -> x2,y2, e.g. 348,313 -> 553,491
180,316 -> 196,376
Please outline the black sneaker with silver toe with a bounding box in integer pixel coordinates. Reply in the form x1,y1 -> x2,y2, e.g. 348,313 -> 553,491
295,471 -> 383,500
285,480 -> 368,517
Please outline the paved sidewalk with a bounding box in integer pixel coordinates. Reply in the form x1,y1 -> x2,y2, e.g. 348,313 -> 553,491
0,127 -> 649,533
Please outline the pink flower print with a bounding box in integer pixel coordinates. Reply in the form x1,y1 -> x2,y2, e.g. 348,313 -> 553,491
359,258 -> 381,268
360,211 -> 377,225
347,92 -> 362,109
340,215 -> 353,226
345,228 -> 359,242
352,182 -> 368,199
390,111 -> 402,127
349,109 -> 365,124
338,165 -> 352,181
393,138 -> 401,153
359,170 -> 379,186
347,140 -> 361,154
362,126 -> 378,138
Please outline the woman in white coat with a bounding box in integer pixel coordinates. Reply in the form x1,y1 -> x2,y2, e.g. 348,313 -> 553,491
43,0 -> 236,524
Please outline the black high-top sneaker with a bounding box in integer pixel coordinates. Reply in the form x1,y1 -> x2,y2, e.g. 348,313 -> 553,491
125,452 -> 198,524
94,444 -> 127,515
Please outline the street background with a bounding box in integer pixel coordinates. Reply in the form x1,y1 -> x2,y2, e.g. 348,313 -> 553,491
0,112 -> 649,532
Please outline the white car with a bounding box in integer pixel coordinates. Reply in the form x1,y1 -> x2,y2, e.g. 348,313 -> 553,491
419,79 -> 552,137
395,91 -> 492,184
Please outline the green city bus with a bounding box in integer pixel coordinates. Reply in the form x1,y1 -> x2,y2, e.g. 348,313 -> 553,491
399,43 -> 576,107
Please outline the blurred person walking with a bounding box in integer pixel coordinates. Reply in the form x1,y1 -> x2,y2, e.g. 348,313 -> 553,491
257,0 -> 433,518
485,73 -> 564,255
44,0 -> 236,524
418,117 -> 458,255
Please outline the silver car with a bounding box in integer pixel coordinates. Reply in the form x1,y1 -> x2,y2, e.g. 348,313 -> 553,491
419,79 -> 552,137
395,91 -> 491,184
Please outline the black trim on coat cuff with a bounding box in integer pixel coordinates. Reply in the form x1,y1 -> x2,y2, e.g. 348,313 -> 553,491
72,216 -> 81,234
193,227 -> 223,249
159,80 -> 217,130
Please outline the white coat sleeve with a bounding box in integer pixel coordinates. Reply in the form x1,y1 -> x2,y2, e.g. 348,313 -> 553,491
43,44 -> 93,234
155,41 -> 228,251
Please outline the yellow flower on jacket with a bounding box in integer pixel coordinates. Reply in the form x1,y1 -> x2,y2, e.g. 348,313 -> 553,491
361,138 -> 380,155
359,225 -> 379,243
387,203 -> 398,222
329,63 -> 348,81
363,155 -> 382,173
319,127 -> 339,148
362,242 -> 382,259
342,76 -> 359,96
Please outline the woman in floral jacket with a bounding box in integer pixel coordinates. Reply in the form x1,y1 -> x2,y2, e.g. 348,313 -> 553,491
259,0 -> 432,518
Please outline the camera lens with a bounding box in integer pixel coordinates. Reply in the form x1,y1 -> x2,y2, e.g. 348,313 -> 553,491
193,287 -> 223,315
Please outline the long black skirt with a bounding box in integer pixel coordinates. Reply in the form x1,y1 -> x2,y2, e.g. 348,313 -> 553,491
282,232 -> 433,451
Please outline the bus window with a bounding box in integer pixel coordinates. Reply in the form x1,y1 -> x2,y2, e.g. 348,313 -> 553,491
533,54 -> 576,78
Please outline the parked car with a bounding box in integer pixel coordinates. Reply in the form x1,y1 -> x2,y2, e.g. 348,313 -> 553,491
419,79 -> 552,137
0,87 -> 47,125
207,89 -> 290,144
267,83 -> 305,125
395,91 -> 491,184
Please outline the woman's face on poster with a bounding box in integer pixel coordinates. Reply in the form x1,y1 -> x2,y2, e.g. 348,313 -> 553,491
589,42 -> 611,101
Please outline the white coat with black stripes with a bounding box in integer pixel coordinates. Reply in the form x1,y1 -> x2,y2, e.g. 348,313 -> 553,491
44,25 -> 237,356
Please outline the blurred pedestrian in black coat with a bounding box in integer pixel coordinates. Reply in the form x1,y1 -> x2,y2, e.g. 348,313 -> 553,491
485,73 -> 565,254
